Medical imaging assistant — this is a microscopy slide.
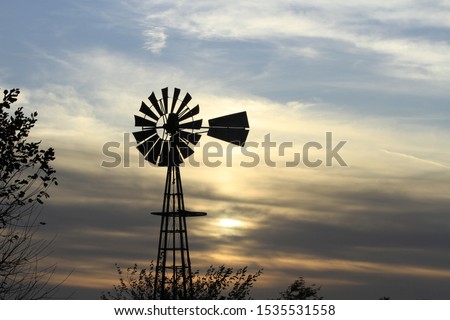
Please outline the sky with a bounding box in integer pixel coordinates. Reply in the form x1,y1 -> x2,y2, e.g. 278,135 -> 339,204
1,0 -> 450,299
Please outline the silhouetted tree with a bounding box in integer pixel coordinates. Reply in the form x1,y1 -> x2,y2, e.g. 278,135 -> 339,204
191,265 -> 262,300
0,88 -> 58,299
101,262 -> 263,300
279,277 -> 322,300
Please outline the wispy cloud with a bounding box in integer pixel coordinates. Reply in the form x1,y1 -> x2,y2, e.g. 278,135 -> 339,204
143,27 -> 167,53
381,149 -> 450,169
133,0 -> 450,81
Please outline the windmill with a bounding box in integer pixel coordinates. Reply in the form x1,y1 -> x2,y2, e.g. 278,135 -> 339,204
132,87 -> 249,299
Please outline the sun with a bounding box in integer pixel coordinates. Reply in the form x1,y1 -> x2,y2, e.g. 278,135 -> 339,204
218,218 -> 241,228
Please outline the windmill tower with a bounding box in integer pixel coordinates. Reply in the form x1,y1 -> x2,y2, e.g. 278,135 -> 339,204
132,87 -> 249,299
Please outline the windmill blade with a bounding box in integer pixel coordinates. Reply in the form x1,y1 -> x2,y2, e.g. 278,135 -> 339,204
170,88 -> 181,113
179,130 -> 202,145
139,101 -> 159,121
178,105 -> 200,122
179,119 -> 203,130
161,87 -> 169,114
208,111 -> 249,128
134,115 -> 157,127
175,92 -> 192,115
148,92 -> 164,116
172,147 -> 183,165
158,141 -> 171,166
132,129 -> 157,144
178,139 -> 194,159
136,134 -> 160,163
159,140 -> 186,166
145,138 -> 164,165
137,144 -> 155,163
207,127 -> 249,146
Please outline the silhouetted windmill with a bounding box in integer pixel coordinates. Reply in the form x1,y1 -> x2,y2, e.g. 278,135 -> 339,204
133,87 -> 249,299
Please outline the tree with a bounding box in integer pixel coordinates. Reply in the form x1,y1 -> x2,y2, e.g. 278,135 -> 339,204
278,277 -> 322,300
191,265 -> 262,300
101,262 -> 263,300
0,88 -> 58,299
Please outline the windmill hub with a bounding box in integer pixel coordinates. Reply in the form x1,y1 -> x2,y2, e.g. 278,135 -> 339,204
163,113 -> 179,135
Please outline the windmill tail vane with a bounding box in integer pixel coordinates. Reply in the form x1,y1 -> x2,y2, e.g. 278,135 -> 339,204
132,87 -> 249,299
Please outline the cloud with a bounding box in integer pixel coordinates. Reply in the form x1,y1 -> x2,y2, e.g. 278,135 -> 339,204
132,0 -> 450,81
382,149 -> 450,169
143,27 -> 167,53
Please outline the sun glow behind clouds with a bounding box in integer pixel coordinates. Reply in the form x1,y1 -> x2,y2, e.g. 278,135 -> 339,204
218,218 -> 242,228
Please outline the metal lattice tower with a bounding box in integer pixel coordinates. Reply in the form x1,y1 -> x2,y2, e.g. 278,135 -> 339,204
132,87 -> 249,299
151,165 -> 206,299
